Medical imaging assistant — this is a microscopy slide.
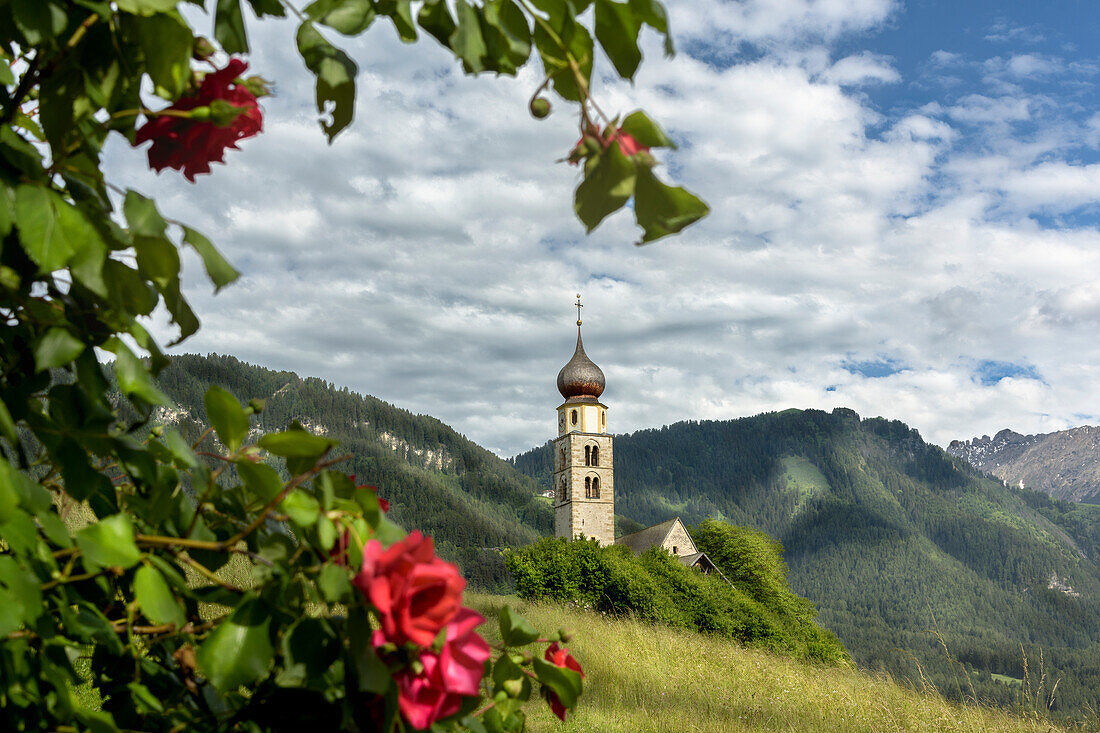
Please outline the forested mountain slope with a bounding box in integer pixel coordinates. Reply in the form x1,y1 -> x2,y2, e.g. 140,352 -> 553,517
150,354 -> 551,589
511,408 -> 1100,719
949,427 -> 1100,504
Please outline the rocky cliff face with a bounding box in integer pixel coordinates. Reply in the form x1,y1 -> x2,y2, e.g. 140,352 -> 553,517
948,426 -> 1100,503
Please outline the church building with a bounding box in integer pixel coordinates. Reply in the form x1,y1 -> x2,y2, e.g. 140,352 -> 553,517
552,298 -> 719,574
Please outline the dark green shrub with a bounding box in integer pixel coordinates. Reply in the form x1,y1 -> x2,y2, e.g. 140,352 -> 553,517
505,530 -> 849,664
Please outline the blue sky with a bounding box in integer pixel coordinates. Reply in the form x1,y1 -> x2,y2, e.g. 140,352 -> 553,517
106,0 -> 1100,455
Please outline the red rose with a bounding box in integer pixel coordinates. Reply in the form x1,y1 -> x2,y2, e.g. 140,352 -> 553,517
353,531 -> 464,647
134,58 -> 263,182
388,607 -> 491,729
543,642 -> 584,721
613,131 -> 647,157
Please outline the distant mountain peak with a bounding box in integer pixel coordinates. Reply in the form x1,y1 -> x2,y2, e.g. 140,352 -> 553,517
948,425 -> 1100,503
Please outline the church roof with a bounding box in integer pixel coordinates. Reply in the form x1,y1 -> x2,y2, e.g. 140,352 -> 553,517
557,326 -> 605,400
615,517 -> 681,555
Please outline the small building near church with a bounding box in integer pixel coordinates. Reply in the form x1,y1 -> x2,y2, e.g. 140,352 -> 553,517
616,517 -> 721,574
551,298 -> 722,577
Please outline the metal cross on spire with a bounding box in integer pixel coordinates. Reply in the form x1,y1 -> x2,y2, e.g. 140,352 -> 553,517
575,294 -> 583,326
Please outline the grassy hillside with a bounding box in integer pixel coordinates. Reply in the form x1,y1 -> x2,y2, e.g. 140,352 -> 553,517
148,354 -> 551,590
511,408 -> 1100,719
467,594 -> 1074,733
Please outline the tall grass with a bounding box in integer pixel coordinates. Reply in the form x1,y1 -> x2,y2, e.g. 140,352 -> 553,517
467,594 -> 1072,733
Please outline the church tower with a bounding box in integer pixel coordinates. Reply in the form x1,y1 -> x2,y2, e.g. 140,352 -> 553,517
553,296 -> 614,545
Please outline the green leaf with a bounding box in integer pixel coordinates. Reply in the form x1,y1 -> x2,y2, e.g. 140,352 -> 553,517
296,21 -> 359,142
317,514 -> 337,550
349,607 -> 391,692
633,167 -> 709,244
132,13 -> 194,99
182,226 -> 240,292
163,278 -> 200,345
15,184 -> 72,273
481,0 -> 531,74
196,598 -> 274,692
619,109 -> 675,149
164,430 -> 200,470
133,235 -> 180,292
204,385 -> 249,453
281,490 -> 321,527
109,340 -> 170,407
450,0 -> 488,72
238,461 -> 283,505
0,556 -> 42,632
417,0 -> 455,47
216,0 -> 249,54
318,562 -> 352,603
73,710 -> 122,733
492,653 -> 531,700
627,0 -> 672,54
280,617 -> 339,686
0,399 -> 18,446
574,142 -> 636,232
76,514 -> 141,570
533,656 -> 583,709
377,0 -> 417,41
12,0 -> 66,46
258,429 -> 337,458
0,184 -> 14,237
245,0 -> 287,17
123,190 -> 168,239
499,604 -> 540,646
134,564 -> 186,627
116,0 -> 179,13
307,0 -> 376,35
34,327 -> 85,372
126,683 -> 165,715
534,16 -> 592,102
594,0 -> 641,79
0,586 -> 21,637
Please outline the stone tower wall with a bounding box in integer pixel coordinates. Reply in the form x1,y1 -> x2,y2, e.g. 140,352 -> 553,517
553,431 -> 614,545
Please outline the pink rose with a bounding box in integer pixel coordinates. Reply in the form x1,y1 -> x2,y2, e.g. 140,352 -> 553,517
353,531 -> 464,647
390,608 -> 491,729
612,131 -> 647,156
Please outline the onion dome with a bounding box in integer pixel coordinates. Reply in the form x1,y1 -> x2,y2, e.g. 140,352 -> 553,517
557,326 -> 605,400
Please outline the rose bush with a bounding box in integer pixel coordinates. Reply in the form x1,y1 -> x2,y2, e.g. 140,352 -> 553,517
0,0 -> 700,730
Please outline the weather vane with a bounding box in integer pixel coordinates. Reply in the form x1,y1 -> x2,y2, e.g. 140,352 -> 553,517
575,293 -> 583,326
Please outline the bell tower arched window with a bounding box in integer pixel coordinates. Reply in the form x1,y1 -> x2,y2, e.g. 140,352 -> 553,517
570,409 -> 578,426
584,445 -> 591,466
591,476 -> 600,498
591,445 -> 599,466
559,476 -> 567,502
584,476 -> 591,498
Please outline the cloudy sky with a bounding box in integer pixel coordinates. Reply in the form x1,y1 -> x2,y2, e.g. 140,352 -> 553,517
105,0 -> 1100,456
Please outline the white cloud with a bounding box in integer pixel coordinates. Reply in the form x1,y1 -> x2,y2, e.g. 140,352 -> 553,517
822,52 -> 900,86
103,2 -> 1100,457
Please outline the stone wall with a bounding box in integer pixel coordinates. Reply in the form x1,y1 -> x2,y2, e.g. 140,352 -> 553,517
662,521 -> 697,556
553,431 -> 615,546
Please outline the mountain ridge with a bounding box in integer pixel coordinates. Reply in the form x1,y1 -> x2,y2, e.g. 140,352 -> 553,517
512,408 -> 1100,718
948,426 -> 1100,504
